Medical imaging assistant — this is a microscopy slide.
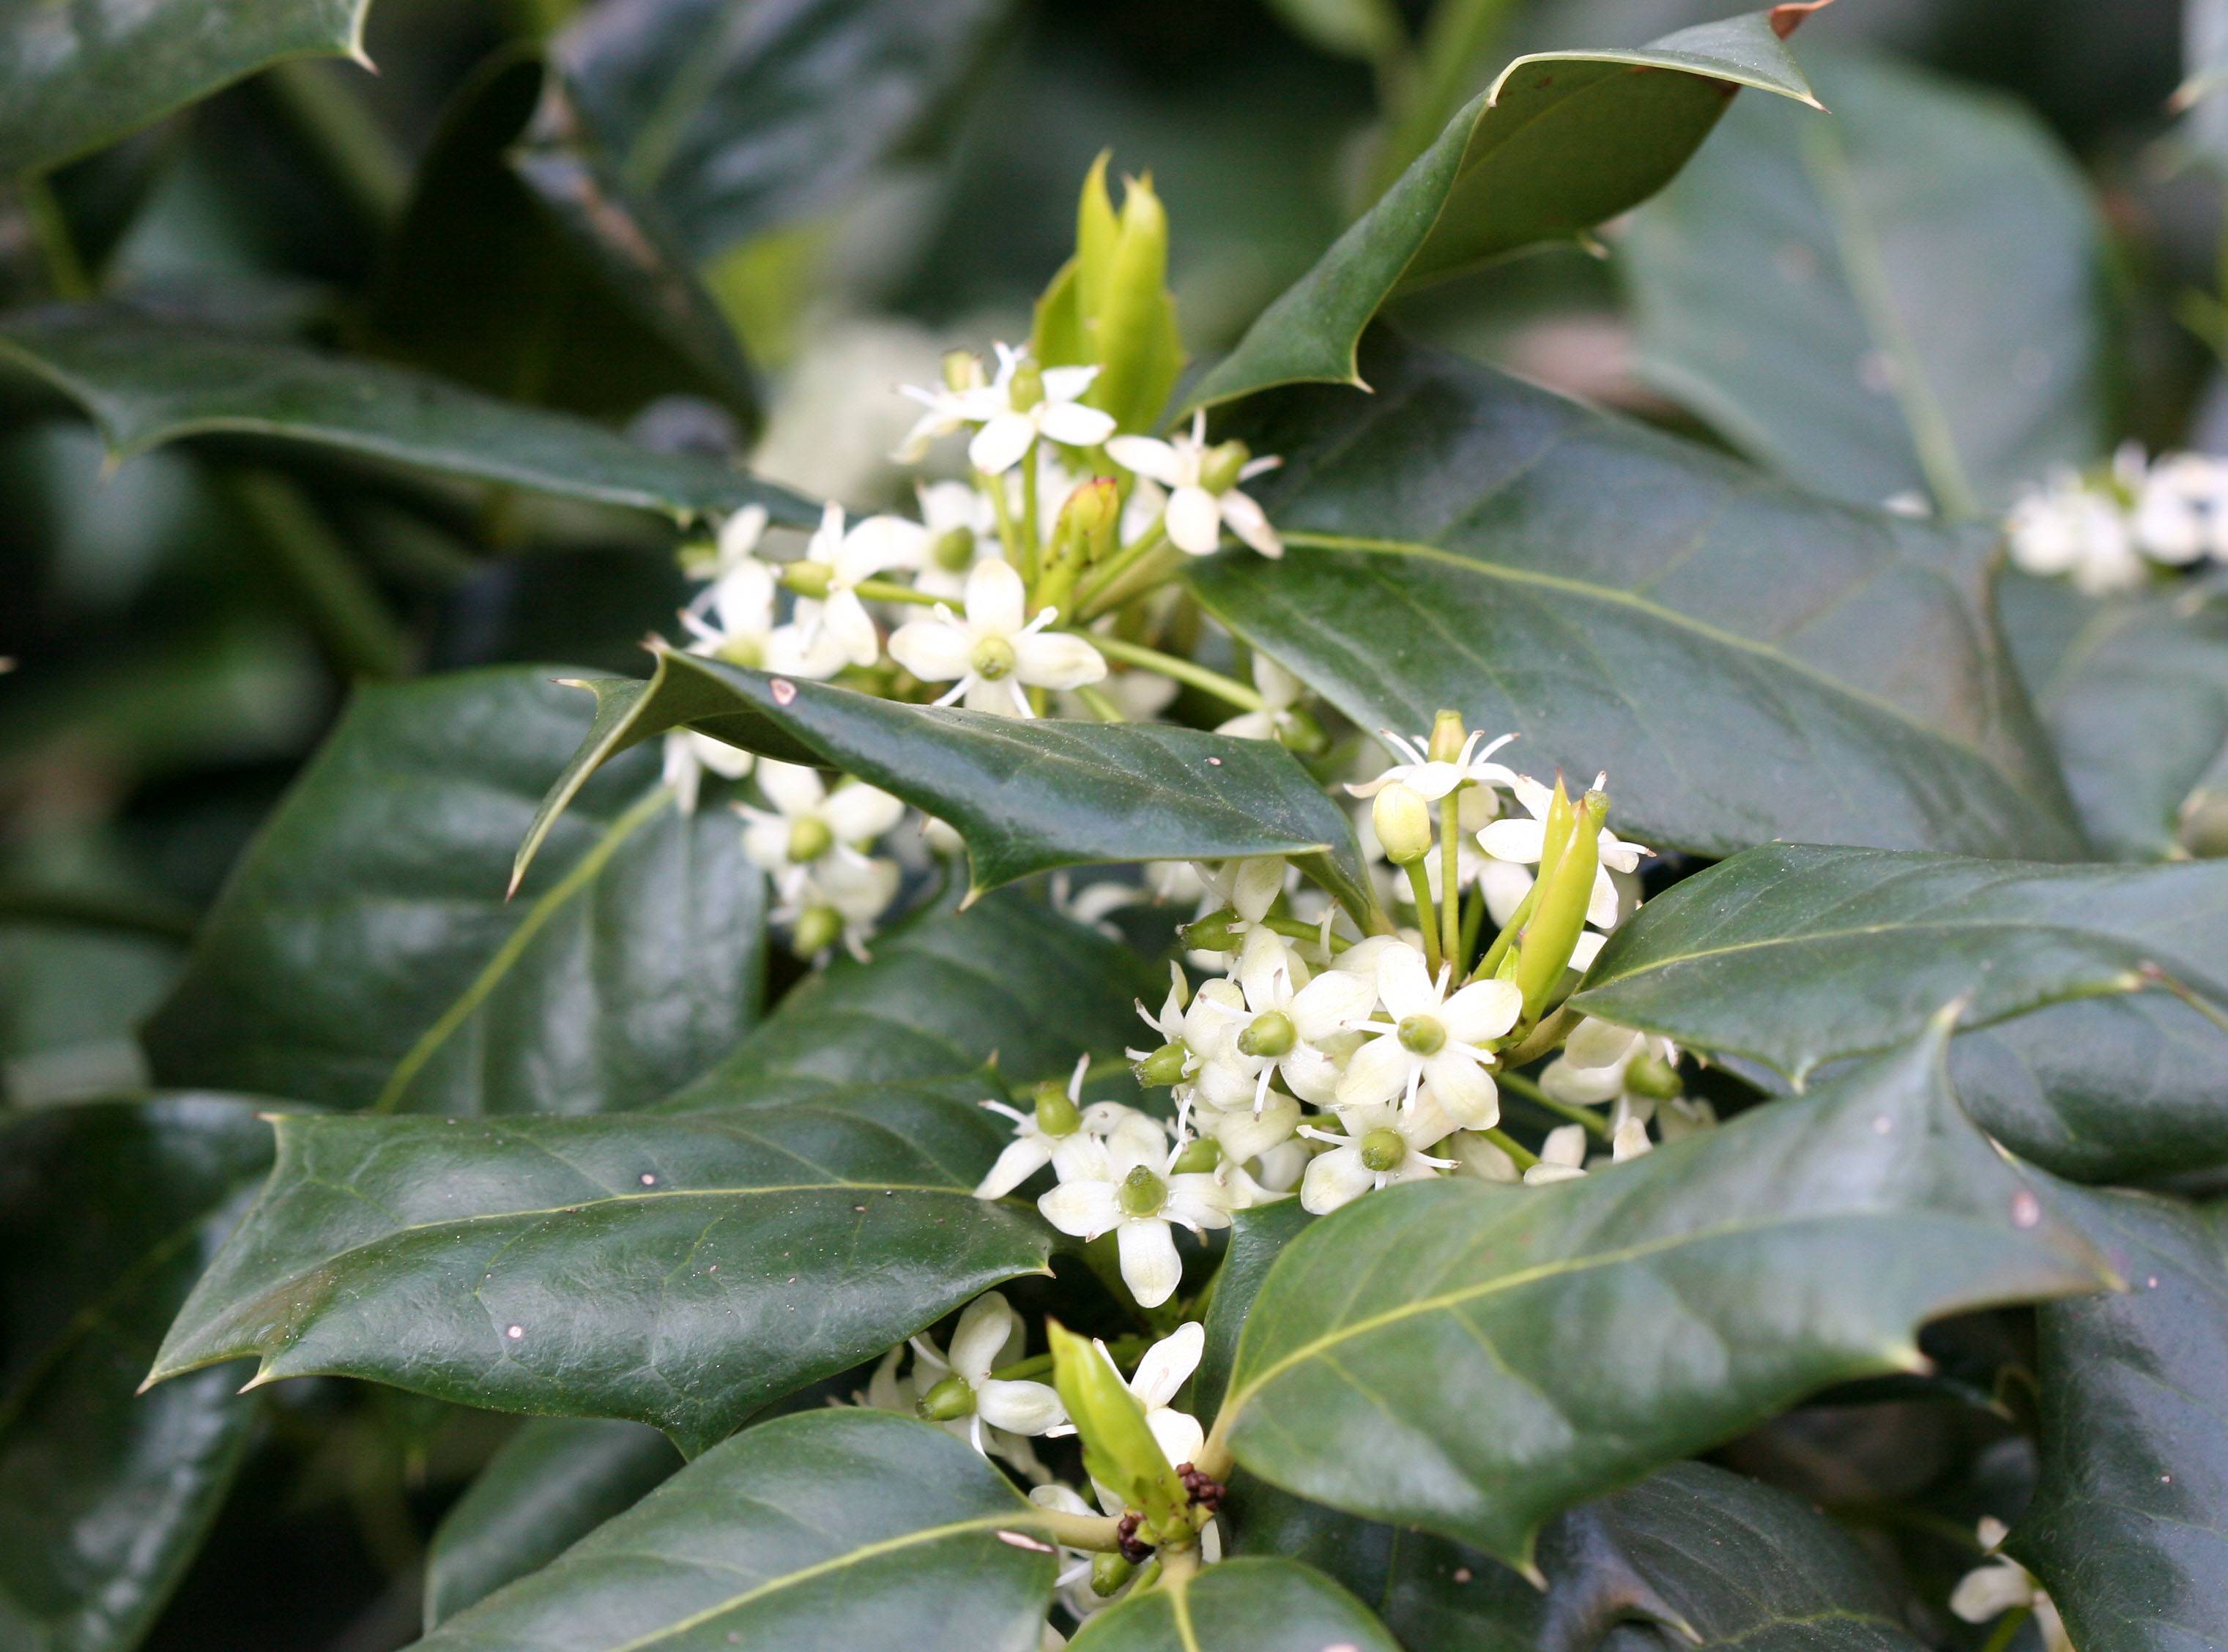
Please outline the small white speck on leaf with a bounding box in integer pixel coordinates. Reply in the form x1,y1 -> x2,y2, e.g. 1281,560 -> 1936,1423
2010,1189 -> 2041,1229
770,677 -> 798,705
1871,1115 -> 1892,1134
505,1325 -> 524,1340
640,1172 -> 658,1186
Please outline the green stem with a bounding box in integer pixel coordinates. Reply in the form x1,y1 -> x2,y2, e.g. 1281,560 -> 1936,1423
1460,884 -> 1486,962
1032,1506 -> 1127,1554
264,59 -> 408,228
1077,632 -> 1265,710
223,471 -> 410,680
1471,877 -> 1538,982
1260,913 -> 1352,953
1403,860 -> 1443,977
17,171 -> 92,299
1018,447 -> 1041,584
1077,522 -> 1165,606
1478,1125 -> 1540,1172
850,577 -> 943,608
1496,1068 -> 1610,1141
1074,683 -> 1126,722
980,469 -> 1025,563
1975,1607 -> 2031,1652
1438,792 -> 1462,972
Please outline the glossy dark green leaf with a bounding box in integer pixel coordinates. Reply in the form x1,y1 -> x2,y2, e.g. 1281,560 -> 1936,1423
669,891 -> 1162,1110
1577,844 -> 2228,1085
409,1409 -> 1058,1651
514,649 -> 1372,911
1947,995 -> 2228,1185
146,666 -> 767,1116
366,51 -> 759,427
423,1417 -> 682,1629
0,0 -> 368,173
0,1095 -> 272,1652
1183,6 -> 1822,412
0,306 -> 812,524
1623,51 -> 2111,517
1068,1558 -> 1400,1652
2010,1184 -> 2228,1652
1194,1202 -> 1312,1419
146,1093 -> 1052,1454
1214,1023 -> 2110,1569
560,0 -> 1014,261
1190,335 -> 2082,863
1999,570 -> 2228,861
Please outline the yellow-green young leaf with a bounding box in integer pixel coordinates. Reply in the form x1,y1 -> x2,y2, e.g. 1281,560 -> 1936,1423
146,1093 -> 1054,1456
1183,4 -> 1825,412
410,1410 -> 1060,1652
1576,845 -> 2228,1085
0,0 -> 370,173
1213,1021 -> 2112,1569
1088,174 -> 1183,435
1076,151 -> 1122,322
0,308 -> 813,524
510,650 -> 1373,915
1049,1322 -> 1189,1533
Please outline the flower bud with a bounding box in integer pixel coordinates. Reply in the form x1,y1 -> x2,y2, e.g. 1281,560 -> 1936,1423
1056,476 -> 1121,564
1089,171 -> 1181,434
786,816 -> 833,863
929,527 -> 976,573
1009,360 -> 1046,412
1626,1052 -> 1683,1100
1515,786 -> 1606,1020
1427,709 -> 1466,764
1373,781 -> 1433,866
780,560 -> 833,600
1133,1042 -> 1189,1087
1170,1135 -> 1221,1174
791,904 -> 844,956
1091,1552 -> 1135,1597
1033,1079 -> 1083,1136
918,1374 -> 975,1421
1047,1322 -> 1192,1540
1181,908 -> 1242,952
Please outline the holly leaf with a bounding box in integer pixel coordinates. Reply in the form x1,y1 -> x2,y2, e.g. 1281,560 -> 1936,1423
1067,1558 -> 1401,1652
146,1091 -> 1052,1456
422,1417 -> 680,1629
1212,1021 -> 2111,1570
365,51 -> 760,428
2009,1183 -> 2228,1652
0,1095 -> 272,1652
410,1410 -> 1058,1651
1576,843 -> 2228,1085
1183,4 -> 1824,413
1195,1200 -> 1313,1419
1999,570 -> 2228,862
0,306 -> 812,524
1190,334 -> 2082,863
560,0 -> 1015,261
0,0 -> 370,173
1623,50 -> 2112,516
668,891 -> 1163,1110
512,650 -> 1373,913
146,666 -> 768,1116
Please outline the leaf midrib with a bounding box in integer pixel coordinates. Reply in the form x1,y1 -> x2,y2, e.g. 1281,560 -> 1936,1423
1274,529 -> 2046,808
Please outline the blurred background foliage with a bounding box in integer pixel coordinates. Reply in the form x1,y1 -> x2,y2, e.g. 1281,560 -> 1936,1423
0,0 -> 2210,1645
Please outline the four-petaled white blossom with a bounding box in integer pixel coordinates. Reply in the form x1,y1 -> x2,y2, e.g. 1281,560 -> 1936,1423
913,480 -> 1000,600
1348,726 -> 1520,802
888,558 -> 1107,717
976,1054 -> 1131,1199
1106,412 -> 1282,558
737,761 -> 905,890
769,502 -> 927,678
1189,928 -> 1373,1116
899,343 -> 1118,475
1335,942 -> 1519,1126
1036,1110 -> 1231,1308
904,1291 -> 1067,1454
1299,1093 -> 1461,1213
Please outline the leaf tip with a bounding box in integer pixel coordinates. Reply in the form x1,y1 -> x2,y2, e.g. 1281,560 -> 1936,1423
1768,0 -> 1835,39
238,1366 -> 279,1394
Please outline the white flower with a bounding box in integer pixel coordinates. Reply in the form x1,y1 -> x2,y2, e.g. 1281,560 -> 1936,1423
2006,466 -> 2146,595
1335,942 -> 1519,1126
766,503 -> 926,679
900,343 -> 1118,475
1540,1017 -> 1679,1108
737,761 -> 905,889
975,1055 -> 1132,1199
1037,1112 -> 1232,1308
770,852 -> 901,962
1299,1093 -> 1460,1213
1950,1519 -> 2073,1652
1523,1123 -> 1589,1185
913,480 -> 1001,601
1122,1322 -> 1208,1468
1106,412 -> 1282,558
906,1292 -> 1067,1453
1347,726 -> 1519,803
661,731 -> 754,816
1477,774 -> 1649,931
2132,450 -> 2228,565
1214,655 -> 1307,743
1195,857 -> 1288,926
888,558 -> 1107,717
1189,928 -> 1374,1114
679,552 -> 779,664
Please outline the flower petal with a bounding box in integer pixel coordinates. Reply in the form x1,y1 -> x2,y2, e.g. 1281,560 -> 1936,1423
969,412 -> 1037,475
965,555 -> 1028,634
975,1134 -> 1055,1199
1041,364 -> 1101,403
1037,1178 -> 1121,1240
977,1378 -> 1067,1435
1145,1405 -> 1206,1470
1424,1051 -> 1499,1129
755,759 -> 826,816
1479,817 -> 1545,865
1118,1219 -> 1184,1309
1013,630 -> 1110,691
1209,1093 -> 1301,1161
1164,485 -> 1223,555
1129,1322 -> 1205,1408
1105,435 -> 1183,487
1336,1033 -> 1411,1109
1290,967 -> 1378,1043
948,1292 -> 1017,1382
822,781 -> 905,844
1041,402 -> 1118,449
1217,489 -> 1282,557
1301,1147 -> 1373,1215
1375,942 -> 1438,1021
1439,978 -> 1522,1044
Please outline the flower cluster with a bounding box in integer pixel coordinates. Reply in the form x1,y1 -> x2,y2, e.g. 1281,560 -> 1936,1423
2006,442 -> 2228,594
975,712 -> 1711,1312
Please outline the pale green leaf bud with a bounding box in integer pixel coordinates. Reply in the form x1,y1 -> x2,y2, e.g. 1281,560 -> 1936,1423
1373,781 -> 1433,866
